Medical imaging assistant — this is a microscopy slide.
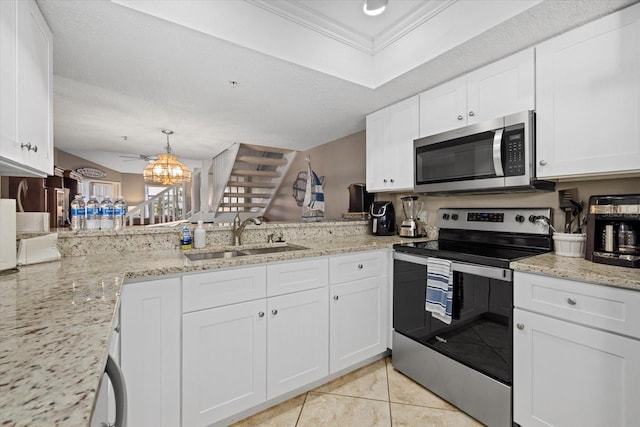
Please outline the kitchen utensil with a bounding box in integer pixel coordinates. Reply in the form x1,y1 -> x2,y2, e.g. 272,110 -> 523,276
399,196 -> 423,237
570,199 -> 584,233
559,188 -> 579,233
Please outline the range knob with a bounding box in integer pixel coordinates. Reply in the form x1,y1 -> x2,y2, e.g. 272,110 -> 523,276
451,214 -> 459,221
442,213 -> 450,220
515,215 -> 525,223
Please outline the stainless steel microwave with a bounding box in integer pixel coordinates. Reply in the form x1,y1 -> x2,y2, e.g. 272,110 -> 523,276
414,110 -> 554,194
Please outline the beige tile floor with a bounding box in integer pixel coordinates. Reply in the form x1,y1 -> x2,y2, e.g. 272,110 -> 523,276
231,358 -> 485,427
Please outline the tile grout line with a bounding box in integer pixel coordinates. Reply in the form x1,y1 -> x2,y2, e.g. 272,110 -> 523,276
294,392 -> 310,427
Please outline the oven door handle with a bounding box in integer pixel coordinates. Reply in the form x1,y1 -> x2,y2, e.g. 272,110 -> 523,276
492,128 -> 504,177
393,252 -> 512,282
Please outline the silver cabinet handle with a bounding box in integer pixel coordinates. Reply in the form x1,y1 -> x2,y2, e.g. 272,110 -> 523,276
271,309 -> 278,315
517,323 -> 525,330
258,311 -> 265,317
114,325 -> 121,333
383,179 -> 387,183
333,295 -> 339,301
20,142 -> 38,152
389,179 -> 394,183
357,264 -> 363,269
468,111 -> 475,117
539,160 -> 547,166
567,298 -> 577,306
457,115 -> 463,120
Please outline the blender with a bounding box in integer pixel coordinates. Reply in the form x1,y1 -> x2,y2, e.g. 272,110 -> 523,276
399,196 -> 423,237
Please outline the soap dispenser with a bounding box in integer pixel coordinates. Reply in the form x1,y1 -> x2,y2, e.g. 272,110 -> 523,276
194,220 -> 206,249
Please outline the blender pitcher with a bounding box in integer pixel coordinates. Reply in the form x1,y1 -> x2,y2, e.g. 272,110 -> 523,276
400,196 -> 423,237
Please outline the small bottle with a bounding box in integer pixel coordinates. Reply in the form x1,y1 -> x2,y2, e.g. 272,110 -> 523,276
194,220 -> 206,249
70,194 -> 86,231
181,225 -> 192,250
86,195 -> 100,231
114,197 -> 128,231
100,197 -> 115,230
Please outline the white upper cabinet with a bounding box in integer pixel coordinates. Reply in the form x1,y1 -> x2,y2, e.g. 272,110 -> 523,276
419,48 -> 535,137
366,95 -> 419,193
536,3 -> 640,179
0,0 -> 53,177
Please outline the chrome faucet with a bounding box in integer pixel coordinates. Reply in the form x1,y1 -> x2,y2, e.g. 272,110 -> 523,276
233,216 -> 262,245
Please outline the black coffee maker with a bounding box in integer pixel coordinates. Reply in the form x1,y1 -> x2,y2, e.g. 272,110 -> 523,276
585,194 -> 640,268
369,201 -> 396,236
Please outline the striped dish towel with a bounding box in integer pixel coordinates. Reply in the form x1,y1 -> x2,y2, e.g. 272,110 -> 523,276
425,257 -> 453,325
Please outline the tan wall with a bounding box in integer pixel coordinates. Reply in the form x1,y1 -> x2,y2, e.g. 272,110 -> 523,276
121,173 -> 146,206
266,131 -> 367,221
391,177 -> 640,231
54,149 -> 122,182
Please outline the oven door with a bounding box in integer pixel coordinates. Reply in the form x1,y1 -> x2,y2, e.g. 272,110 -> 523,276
393,252 -> 513,385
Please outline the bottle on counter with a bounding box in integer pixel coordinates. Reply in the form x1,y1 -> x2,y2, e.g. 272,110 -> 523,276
181,225 -> 192,250
70,194 -> 86,231
100,197 -> 115,230
193,220 -> 206,249
114,197 -> 127,231
86,195 -> 100,231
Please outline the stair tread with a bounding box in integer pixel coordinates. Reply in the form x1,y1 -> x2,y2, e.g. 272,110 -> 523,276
227,181 -> 277,188
236,155 -> 287,167
241,143 -> 294,155
224,192 -> 272,198
231,169 -> 281,177
220,202 -> 267,208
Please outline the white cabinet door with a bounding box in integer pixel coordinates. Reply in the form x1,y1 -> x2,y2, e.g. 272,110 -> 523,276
514,309 -> 640,427
329,275 -> 388,373
0,0 -> 52,177
419,76 -> 467,137
536,3 -> 640,179
182,299 -> 267,427
467,48 -> 534,124
365,107 -> 389,192
267,287 -> 329,399
419,48 -> 534,138
366,96 -> 418,192
120,278 -> 181,427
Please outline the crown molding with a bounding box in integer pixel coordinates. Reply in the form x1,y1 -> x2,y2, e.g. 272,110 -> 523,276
245,0 -> 455,56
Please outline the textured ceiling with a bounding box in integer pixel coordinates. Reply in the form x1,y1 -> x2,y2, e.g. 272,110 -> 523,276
37,0 -> 638,173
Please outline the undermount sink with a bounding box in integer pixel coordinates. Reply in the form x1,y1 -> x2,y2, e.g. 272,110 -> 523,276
185,244 -> 307,262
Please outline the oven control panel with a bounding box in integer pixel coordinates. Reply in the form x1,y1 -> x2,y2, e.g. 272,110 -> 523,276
438,208 -> 552,235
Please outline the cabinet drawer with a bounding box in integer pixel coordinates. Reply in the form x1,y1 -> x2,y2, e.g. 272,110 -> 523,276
514,272 -> 640,339
329,250 -> 388,285
183,266 -> 267,313
266,257 -> 328,297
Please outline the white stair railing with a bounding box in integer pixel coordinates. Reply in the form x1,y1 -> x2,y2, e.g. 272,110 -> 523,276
126,183 -> 188,226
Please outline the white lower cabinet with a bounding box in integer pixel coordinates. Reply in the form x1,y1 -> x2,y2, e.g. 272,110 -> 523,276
120,277 -> 181,427
513,272 -> 640,427
329,275 -> 387,373
182,299 -> 267,427
267,287 -> 329,399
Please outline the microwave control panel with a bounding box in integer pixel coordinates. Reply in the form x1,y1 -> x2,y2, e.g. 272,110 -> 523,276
503,129 -> 525,176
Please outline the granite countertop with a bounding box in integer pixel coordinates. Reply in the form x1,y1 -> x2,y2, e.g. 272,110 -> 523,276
510,252 -> 640,291
0,234 -> 412,427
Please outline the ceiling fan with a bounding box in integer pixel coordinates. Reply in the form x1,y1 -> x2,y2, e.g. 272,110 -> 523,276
118,154 -> 158,162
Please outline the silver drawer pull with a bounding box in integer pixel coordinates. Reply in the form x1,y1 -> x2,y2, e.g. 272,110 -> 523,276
567,298 -> 577,306
271,309 -> 278,315
457,115 -> 463,120
516,323 -> 525,330
258,311 -> 265,317
333,295 -> 339,301
357,264 -> 363,269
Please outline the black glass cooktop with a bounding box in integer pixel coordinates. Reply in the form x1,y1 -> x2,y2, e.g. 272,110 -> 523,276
394,240 -> 548,269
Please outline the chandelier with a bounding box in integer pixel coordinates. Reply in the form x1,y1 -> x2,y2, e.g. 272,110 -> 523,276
143,130 -> 192,185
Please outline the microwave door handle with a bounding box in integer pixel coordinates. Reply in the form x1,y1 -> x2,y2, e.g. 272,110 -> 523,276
493,128 -> 504,177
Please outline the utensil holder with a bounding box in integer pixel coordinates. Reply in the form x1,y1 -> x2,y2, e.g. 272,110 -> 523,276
553,232 -> 586,257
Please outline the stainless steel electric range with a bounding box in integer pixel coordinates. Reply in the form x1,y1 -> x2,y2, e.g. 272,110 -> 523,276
392,207 -> 553,427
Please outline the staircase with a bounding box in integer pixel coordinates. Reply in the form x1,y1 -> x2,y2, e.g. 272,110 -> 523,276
125,183 -> 190,226
191,143 -> 296,223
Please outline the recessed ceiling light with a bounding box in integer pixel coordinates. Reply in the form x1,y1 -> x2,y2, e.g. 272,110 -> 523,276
363,0 -> 388,16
